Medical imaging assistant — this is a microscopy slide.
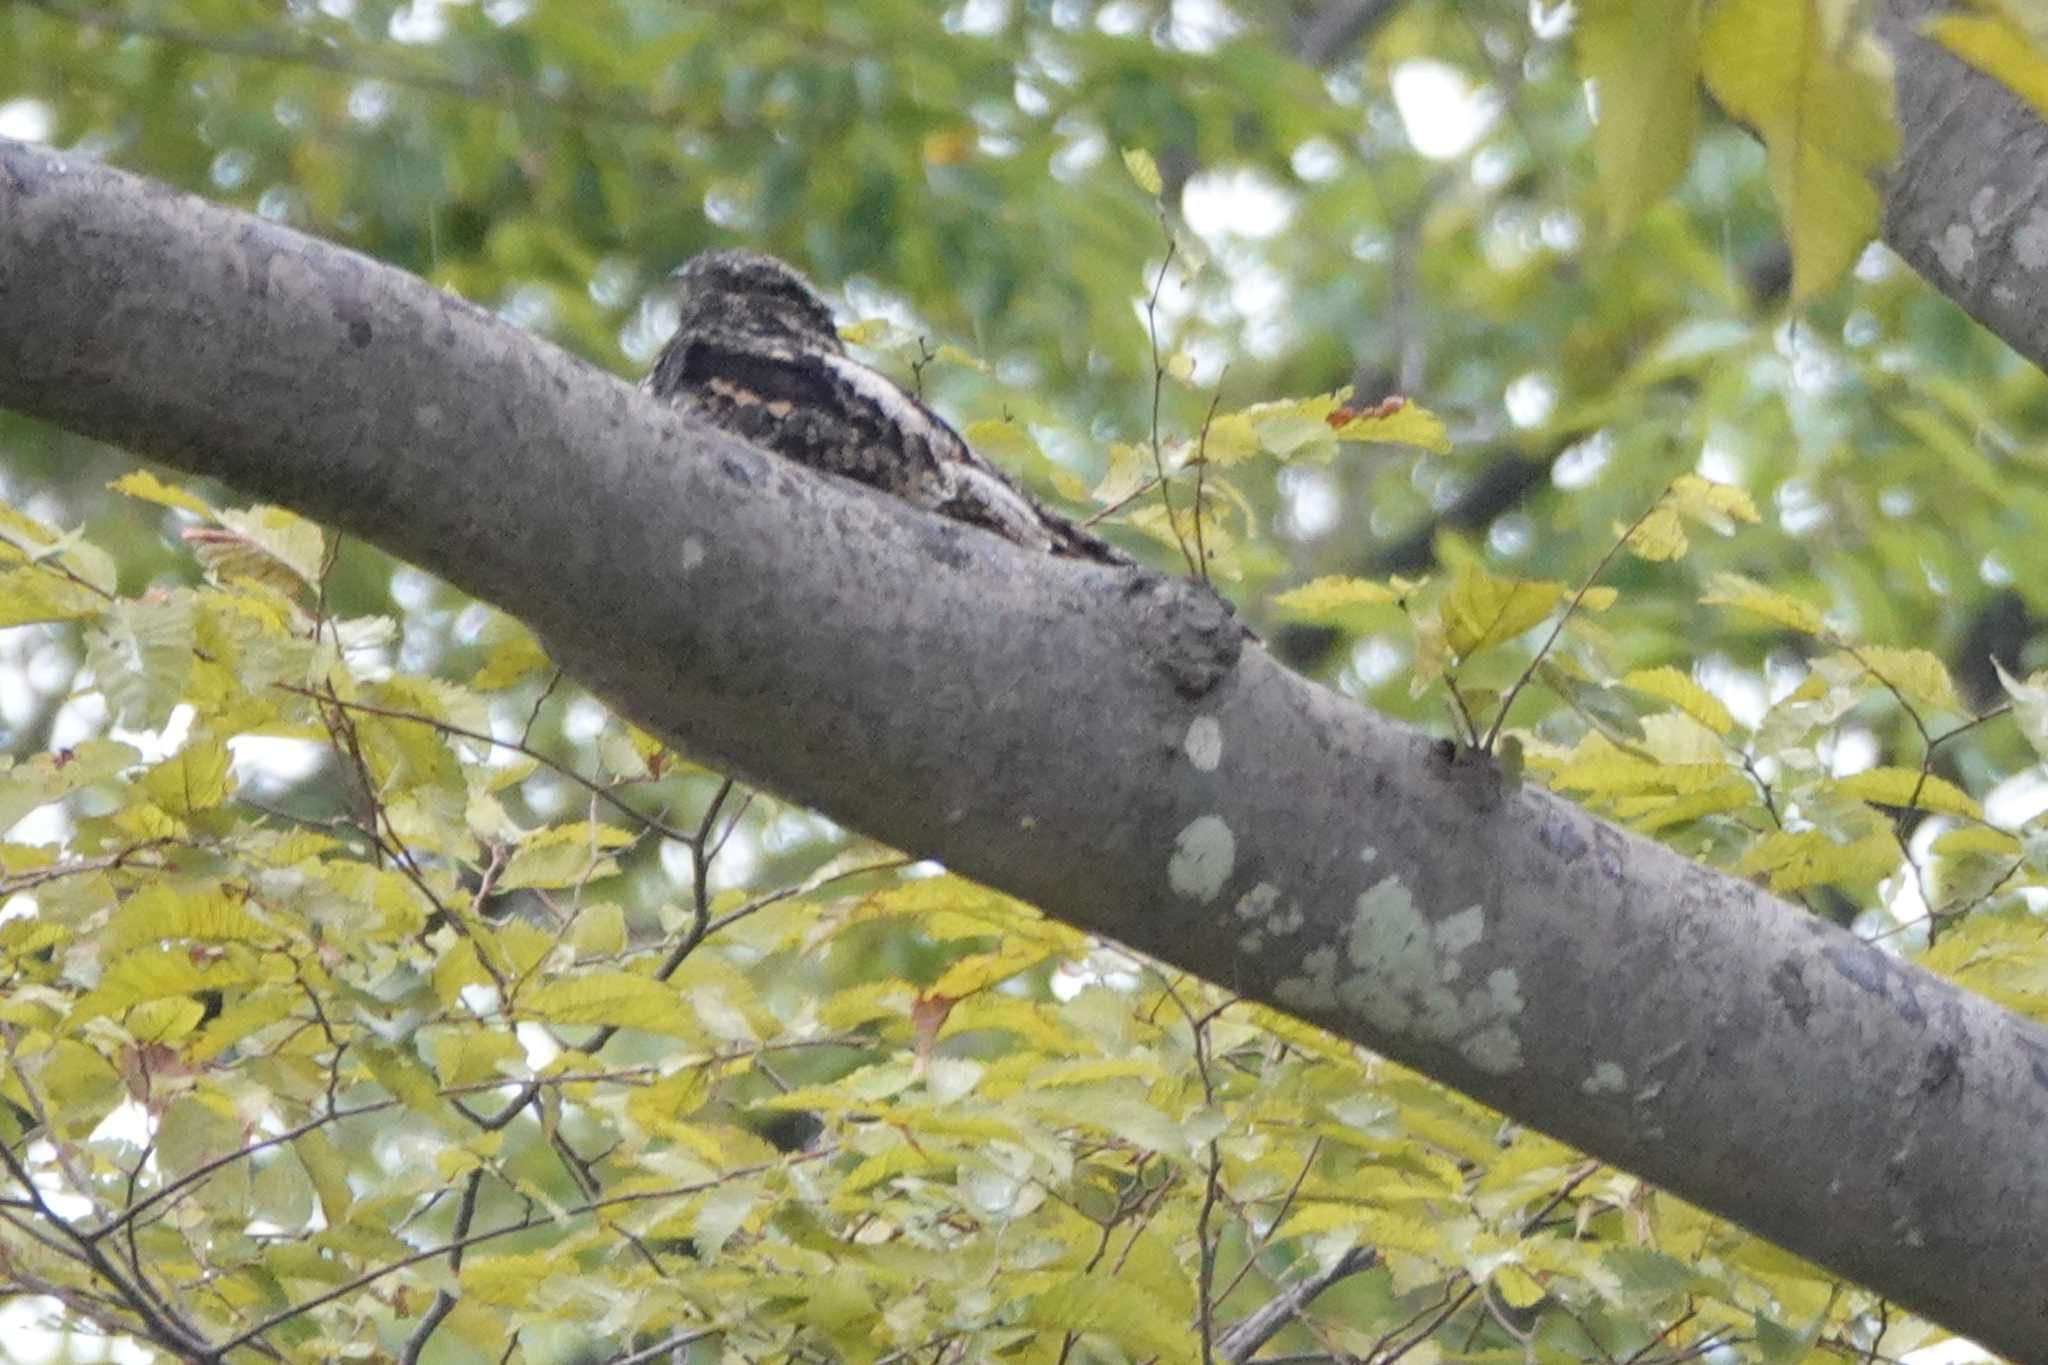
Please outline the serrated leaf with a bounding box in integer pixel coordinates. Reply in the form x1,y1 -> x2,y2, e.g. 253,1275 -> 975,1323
1832,767 -> 1980,818
105,883 -> 271,955
1737,828 -> 1899,891
0,569 -> 107,626
461,1251 -> 557,1307
1443,570 -> 1565,657
1024,1274 -> 1185,1359
1667,472 -> 1760,530
1622,667 -> 1735,735
1629,505 -> 1690,562
499,822 -> 633,890
1840,646 -> 1962,715
138,736 -> 234,817
521,971 -> 697,1036
1702,573 -> 1827,635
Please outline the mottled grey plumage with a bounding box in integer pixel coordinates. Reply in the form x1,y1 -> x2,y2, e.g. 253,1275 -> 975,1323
645,249 -> 1130,565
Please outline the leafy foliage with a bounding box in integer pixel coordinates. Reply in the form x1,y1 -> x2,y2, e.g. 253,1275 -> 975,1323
6,1 -> 2048,1362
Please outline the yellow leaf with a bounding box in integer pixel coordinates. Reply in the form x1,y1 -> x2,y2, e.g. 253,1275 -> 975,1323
138,737 -> 235,817
1200,412 -> 1262,464
461,1251 -> 556,1307
1578,586 -> 1619,611
1841,646 -> 1962,715
1667,473 -> 1760,530
1700,0 -> 1899,299
1702,573 -> 1827,635
498,822 -> 633,890
1622,666 -> 1735,734
1328,401 -> 1453,454
471,630 -> 550,691
109,470 -> 215,519
0,570 -> 106,626
1739,829 -> 1899,891
1025,1274 -> 1185,1360
930,941 -> 1057,997
1930,13 -> 2048,121
126,997 -> 205,1043
1271,575 -> 1410,621
1493,1263 -> 1549,1309
1625,506 -> 1688,561
1443,570 -> 1565,657
1833,767 -> 1981,819
1121,146 -> 1163,196
521,971 -> 699,1036
1577,0 -> 1703,234
105,884 -> 271,954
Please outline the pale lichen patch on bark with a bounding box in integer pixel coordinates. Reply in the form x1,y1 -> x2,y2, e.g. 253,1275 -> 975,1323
1274,876 -> 1525,1074
1168,814 -> 1235,903
1183,715 -> 1222,771
1582,1061 -> 1628,1095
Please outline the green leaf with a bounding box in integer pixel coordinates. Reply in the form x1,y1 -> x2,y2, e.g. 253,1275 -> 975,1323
1024,1274 -> 1187,1359
1832,767 -> 1981,818
498,822 -> 634,890
1578,0 -> 1702,235
1443,570 -> 1565,658
0,568 -> 106,626
1700,0 -> 1899,299
521,971 -> 699,1037
1621,666 -> 1735,735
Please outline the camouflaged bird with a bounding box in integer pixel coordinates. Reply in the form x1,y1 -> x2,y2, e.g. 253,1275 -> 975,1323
645,249 -> 1131,565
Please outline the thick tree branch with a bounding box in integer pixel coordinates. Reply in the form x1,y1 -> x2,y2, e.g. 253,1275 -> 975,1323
2,140 -> 2046,1359
1878,0 -> 2048,374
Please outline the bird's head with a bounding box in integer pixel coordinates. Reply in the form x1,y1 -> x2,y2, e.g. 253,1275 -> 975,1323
668,249 -> 843,353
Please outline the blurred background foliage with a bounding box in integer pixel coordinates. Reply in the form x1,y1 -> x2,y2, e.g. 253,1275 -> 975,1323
2,0 -> 2046,1361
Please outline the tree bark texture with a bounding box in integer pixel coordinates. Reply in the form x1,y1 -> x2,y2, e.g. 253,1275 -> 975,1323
1878,0 -> 2048,376
1,122 -> 2045,1362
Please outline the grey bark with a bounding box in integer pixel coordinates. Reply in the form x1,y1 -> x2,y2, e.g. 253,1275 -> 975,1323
1878,0 -> 2048,375
1,125 -> 2046,1361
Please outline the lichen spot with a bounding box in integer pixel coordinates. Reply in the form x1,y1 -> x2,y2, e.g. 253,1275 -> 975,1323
1234,883 -> 1280,920
680,537 -> 706,571
1168,815 -> 1235,903
1937,222 -> 1976,277
1359,845 -> 1378,864
2019,206 -> 2048,270
1581,1062 -> 1626,1095
1183,716 -> 1223,771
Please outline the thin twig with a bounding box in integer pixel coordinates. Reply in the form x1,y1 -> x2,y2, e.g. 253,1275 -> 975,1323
1485,489 -> 1668,751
